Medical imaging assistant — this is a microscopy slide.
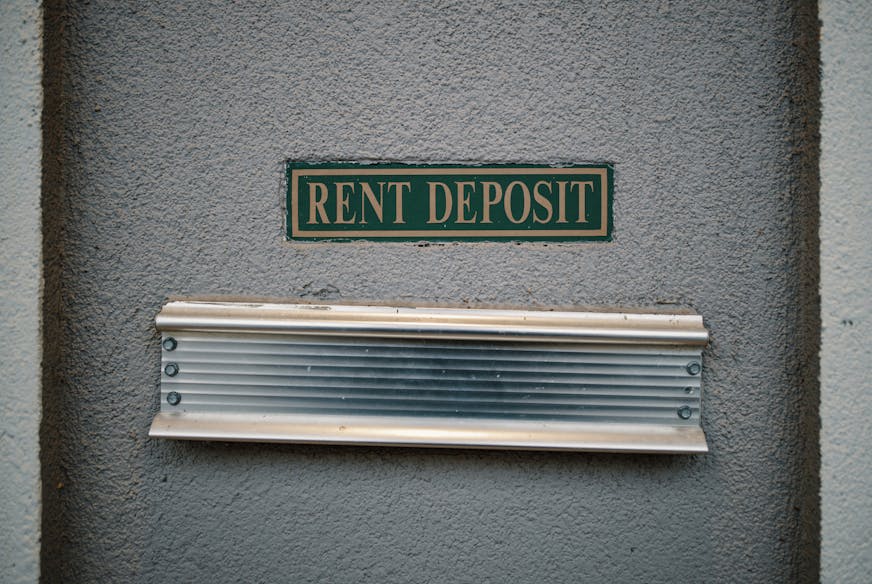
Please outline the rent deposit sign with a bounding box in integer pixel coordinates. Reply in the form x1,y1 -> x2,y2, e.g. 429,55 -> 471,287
286,163 -> 612,241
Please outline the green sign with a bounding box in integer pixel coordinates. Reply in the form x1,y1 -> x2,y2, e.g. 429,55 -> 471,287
286,162 -> 612,241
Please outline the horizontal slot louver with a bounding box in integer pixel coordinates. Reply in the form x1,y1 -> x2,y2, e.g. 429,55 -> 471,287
150,301 -> 709,453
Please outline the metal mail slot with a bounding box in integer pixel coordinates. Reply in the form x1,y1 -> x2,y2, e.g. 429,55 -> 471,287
148,300 -> 709,453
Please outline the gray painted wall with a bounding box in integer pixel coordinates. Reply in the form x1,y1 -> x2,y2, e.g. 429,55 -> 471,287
0,1 -> 42,582
40,1 -> 820,582
820,1 -> 872,582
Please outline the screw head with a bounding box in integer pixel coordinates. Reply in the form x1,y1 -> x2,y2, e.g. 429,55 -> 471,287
686,361 -> 701,376
164,363 -> 179,377
677,406 -> 693,420
162,337 -> 177,351
166,391 -> 181,406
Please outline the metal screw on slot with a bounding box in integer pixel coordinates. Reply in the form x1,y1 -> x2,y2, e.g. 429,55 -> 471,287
166,391 -> 182,406
677,406 -> 693,420
162,337 -> 177,351
164,363 -> 179,377
685,361 -> 701,376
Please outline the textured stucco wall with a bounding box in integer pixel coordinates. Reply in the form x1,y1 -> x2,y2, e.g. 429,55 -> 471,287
820,1 -> 872,582
40,1 -> 820,582
0,1 -> 42,582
